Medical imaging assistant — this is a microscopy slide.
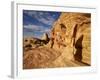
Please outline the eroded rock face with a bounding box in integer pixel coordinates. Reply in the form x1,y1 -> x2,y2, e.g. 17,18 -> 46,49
41,33 -> 49,41
49,12 -> 91,64
23,48 -> 61,69
23,36 -> 50,51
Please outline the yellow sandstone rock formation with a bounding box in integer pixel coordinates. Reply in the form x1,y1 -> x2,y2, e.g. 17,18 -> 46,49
49,12 -> 91,64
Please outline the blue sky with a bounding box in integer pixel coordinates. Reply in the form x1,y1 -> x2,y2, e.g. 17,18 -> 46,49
23,10 -> 61,38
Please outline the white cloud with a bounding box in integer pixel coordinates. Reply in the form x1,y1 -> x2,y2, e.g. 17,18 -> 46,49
24,11 -> 55,25
24,24 -> 40,31
38,17 -> 55,25
35,12 -> 55,25
24,24 -> 51,33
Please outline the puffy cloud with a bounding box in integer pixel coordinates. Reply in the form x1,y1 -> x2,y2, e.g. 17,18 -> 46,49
23,10 -> 61,38
23,10 -> 60,26
24,24 -> 51,34
24,24 -> 41,31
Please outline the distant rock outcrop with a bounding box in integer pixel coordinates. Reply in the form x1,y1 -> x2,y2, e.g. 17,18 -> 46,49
49,12 -> 91,64
41,33 -> 50,44
23,33 -> 50,51
41,33 -> 49,40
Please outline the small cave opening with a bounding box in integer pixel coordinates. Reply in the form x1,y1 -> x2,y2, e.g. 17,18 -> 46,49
60,23 -> 66,33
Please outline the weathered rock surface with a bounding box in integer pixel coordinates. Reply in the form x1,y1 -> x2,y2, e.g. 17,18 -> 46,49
41,33 -> 49,41
49,12 -> 91,64
23,35 -> 50,51
23,47 -> 61,69
23,47 -> 89,69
